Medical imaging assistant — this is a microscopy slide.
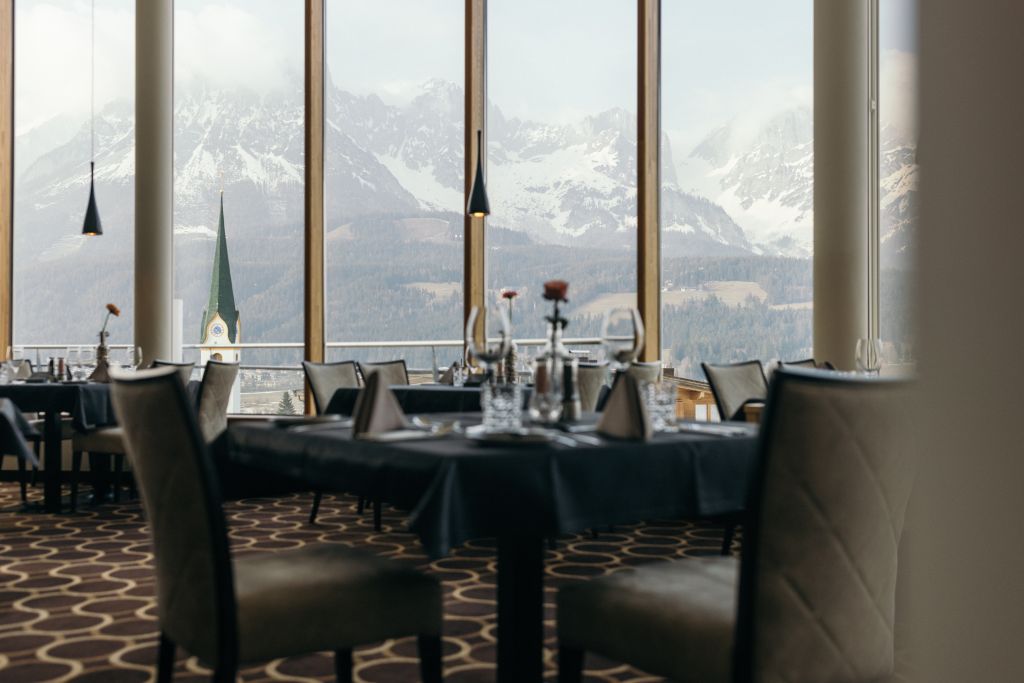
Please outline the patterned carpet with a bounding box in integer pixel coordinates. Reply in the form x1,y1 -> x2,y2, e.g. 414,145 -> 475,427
0,482 -> 735,682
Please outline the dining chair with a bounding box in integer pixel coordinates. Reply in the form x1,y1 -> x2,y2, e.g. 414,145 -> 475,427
302,360 -> 360,414
110,368 -> 443,683
557,369 -> 915,683
577,363 -> 608,412
0,398 -> 40,506
196,360 -> 239,443
701,360 -> 768,422
358,360 -> 410,387
301,360 -> 362,524
626,361 -> 662,384
150,359 -> 196,385
70,361 -> 226,511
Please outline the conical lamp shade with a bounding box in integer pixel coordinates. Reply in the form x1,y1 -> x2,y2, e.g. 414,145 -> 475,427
82,162 -> 103,236
467,129 -> 490,218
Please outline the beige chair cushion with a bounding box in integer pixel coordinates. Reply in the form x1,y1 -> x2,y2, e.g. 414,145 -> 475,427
702,361 -> 767,421
232,544 -> 440,663
72,426 -> 126,454
359,360 -> 410,387
558,558 -> 738,683
26,416 -> 76,440
302,361 -> 360,414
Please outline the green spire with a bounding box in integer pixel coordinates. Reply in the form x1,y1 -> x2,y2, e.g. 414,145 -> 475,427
200,192 -> 239,343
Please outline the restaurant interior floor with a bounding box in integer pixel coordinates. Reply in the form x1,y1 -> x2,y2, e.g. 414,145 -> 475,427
0,483 -> 733,682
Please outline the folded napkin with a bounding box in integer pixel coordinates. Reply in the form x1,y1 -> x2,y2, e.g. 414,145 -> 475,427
352,371 -> 408,437
438,362 -> 457,386
596,373 -> 652,441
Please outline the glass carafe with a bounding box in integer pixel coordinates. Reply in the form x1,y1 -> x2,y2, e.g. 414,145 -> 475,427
528,320 -> 569,424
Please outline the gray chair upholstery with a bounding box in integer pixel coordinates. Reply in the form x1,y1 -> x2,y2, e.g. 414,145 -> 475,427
71,361 -> 235,511
626,361 -> 661,384
557,369 -> 915,683
702,360 -> 768,422
196,360 -> 238,442
578,364 -> 608,412
0,399 -> 41,506
110,368 -> 443,682
358,360 -> 410,387
151,359 -> 196,385
302,360 -> 359,415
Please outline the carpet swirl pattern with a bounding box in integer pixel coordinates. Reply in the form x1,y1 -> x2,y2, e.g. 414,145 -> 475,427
0,483 -> 735,682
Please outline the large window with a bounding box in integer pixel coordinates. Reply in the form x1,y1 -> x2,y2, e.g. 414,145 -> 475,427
660,1 -> 814,379
878,0 -> 917,366
174,0 -> 305,413
324,0 -> 464,374
12,0 -> 135,352
487,0 -> 637,347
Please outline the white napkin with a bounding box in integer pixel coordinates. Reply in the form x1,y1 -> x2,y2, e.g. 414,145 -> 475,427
438,362 -> 457,386
352,371 -> 408,437
596,373 -> 652,441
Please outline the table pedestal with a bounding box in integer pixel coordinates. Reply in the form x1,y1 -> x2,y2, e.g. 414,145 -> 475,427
496,534 -> 545,682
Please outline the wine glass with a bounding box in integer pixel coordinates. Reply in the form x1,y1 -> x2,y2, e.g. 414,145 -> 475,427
466,305 -> 519,431
67,346 -> 81,380
855,338 -> 884,376
601,307 -> 645,374
465,305 -> 512,379
79,346 -> 95,379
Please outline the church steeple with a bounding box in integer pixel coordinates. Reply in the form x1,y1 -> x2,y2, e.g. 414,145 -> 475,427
200,192 -> 240,343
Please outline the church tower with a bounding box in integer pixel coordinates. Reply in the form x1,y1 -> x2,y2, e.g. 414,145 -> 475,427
200,192 -> 241,410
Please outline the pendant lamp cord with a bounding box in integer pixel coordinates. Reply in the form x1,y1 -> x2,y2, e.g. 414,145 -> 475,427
91,0 -> 95,164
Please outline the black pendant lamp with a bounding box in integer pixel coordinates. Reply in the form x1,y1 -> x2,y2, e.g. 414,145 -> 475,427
82,0 -> 102,236
467,129 -> 490,218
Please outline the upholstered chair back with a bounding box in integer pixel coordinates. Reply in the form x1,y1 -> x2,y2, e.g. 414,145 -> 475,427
111,368 -> 234,664
626,361 -> 661,384
196,360 -> 239,442
358,360 -> 410,387
302,361 -> 360,415
734,369 -> 915,683
702,360 -> 767,421
577,364 -> 608,412
151,359 -> 196,385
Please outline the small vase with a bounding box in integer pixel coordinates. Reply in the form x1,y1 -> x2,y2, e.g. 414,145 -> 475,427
89,332 -> 111,383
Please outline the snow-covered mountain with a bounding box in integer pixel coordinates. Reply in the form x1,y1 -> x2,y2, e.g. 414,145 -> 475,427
676,106 -> 917,260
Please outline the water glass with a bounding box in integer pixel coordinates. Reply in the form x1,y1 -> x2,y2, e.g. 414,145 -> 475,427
452,362 -> 466,387
643,382 -> 679,432
482,382 -> 523,432
855,338 -> 884,376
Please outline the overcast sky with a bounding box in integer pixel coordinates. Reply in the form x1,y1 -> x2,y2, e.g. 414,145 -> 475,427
15,0 -> 916,144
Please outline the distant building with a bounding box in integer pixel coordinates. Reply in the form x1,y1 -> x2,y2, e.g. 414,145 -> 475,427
199,192 -> 241,411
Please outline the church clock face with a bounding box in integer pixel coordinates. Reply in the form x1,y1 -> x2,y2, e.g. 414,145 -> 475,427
210,322 -> 225,339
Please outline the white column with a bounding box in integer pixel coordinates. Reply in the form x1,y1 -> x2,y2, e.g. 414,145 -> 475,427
912,2 -> 1024,681
813,0 -> 870,369
134,0 -> 174,364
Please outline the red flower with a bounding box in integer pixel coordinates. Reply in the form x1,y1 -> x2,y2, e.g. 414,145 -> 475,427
501,289 -> 518,300
106,303 -> 121,317
542,280 -> 569,302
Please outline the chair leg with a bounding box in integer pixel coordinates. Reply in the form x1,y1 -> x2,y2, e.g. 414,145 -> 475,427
156,631 -> 175,683
373,498 -> 382,532
309,490 -> 323,524
334,648 -> 353,683
113,454 -> 124,503
31,441 -> 40,486
558,645 -> 584,683
418,635 -> 443,683
70,451 -> 83,513
16,456 -> 28,505
213,664 -> 236,683
720,523 -> 736,556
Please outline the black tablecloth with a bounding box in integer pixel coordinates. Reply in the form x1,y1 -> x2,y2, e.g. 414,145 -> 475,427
0,382 -> 117,431
229,418 -> 759,558
325,385 -> 533,416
